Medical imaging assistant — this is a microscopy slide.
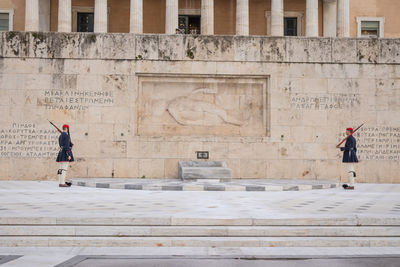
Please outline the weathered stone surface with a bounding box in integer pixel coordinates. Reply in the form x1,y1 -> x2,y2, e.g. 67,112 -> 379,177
1,32 -> 399,64
78,33 -> 104,59
308,38 -> 332,62
260,37 -> 286,62
101,33 -> 136,60
178,161 -> 232,180
185,35 -> 234,61
49,32 -> 80,58
284,37 -> 332,63
135,35 -> 159,60
2,31 -> 30,58
0,32 -> 399,183
234,36 -> 261,61
158,35 -> 185,60
332,38 -> 357,63
357,38 -> 379,64
286,37 -> 309,62
379,39 -> 400,64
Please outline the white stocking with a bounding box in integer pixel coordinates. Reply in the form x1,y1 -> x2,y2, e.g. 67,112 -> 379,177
58,162 -> 69,185
346,163 -> 355,187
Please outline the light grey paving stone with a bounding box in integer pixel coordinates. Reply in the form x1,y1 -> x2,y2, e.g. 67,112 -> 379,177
142,185 -> 162,191
297,185 -> 313,190
109,183 -> 125,189
312,185 -> 323,189
265,185 -> 283,191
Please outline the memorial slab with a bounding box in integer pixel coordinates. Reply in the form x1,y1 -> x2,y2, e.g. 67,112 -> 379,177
178,161 -> 233,181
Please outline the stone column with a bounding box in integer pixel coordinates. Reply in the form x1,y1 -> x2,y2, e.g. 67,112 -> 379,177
323,0 -> 336,37
94,0 -> 107,33
25,0 -> 39,31
165,0 -> 178,34
236,0 -> 249,35
58,0 -> 72,32
201,0 -> 214,35
39,0 -> 51,31
337,0 -> 349,37
306,0 -> 318,36
130,0 -> 143,33
270,0 -> 284,36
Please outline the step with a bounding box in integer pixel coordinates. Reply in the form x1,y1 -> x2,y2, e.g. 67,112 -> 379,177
2,217 -> 400,226
1,236 -> 400,247
1,226 -> 399,237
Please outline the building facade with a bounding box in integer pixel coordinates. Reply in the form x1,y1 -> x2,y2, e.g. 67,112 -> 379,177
0,0 -> 399,38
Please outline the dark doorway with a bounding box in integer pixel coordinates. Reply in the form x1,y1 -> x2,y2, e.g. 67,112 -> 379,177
284,17 -> 297,36
77,12 -> 94,32
178,15 -> 201,34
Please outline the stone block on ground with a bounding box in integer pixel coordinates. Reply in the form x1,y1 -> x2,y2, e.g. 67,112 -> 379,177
178,161 -> 232,181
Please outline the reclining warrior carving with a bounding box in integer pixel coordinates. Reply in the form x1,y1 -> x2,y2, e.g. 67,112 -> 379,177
167,88 -> 247,126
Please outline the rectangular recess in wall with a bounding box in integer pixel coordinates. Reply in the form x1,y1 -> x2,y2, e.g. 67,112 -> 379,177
136,74 -> 269,137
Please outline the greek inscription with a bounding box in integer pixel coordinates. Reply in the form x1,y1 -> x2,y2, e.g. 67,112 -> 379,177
338,126 -> 400,161
42,90 -> 114,110
290,93 -> 360,110
0,123 -> 59,158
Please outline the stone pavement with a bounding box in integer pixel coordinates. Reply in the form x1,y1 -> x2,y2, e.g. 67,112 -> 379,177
71,178 -> 339,192
0,181 -> 400,266
0,181 -> 399,219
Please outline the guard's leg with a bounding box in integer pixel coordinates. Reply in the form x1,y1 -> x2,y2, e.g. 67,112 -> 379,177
61,162 -> 69,185
57,167 -> 64,184
347,163 -> 355,187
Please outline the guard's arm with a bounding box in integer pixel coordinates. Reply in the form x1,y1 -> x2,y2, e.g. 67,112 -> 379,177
341,138 -> 354,151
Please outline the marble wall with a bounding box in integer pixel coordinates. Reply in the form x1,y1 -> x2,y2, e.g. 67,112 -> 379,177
0,32 -> 399,183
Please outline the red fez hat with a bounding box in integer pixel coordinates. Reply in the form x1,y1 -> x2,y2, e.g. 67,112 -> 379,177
346,127 -> 353,132
62,124 -> 69,129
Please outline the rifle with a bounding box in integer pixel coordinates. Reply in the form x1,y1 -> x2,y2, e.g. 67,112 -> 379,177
336,123 -> 364,147
48,120 -> 74,147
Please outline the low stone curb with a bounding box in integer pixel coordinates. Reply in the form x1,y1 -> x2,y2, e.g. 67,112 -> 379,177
71,179 -> 339,192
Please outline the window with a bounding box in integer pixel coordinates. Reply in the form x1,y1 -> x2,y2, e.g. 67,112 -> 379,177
357,17 -> 384,38
178,15 -> 200,34
284,17 -> 297,36
265,11 -> 303,36
77,12 -> 94,32
361,21 -> 379,37
72,6 -> 109,32
0,9 -> 13,31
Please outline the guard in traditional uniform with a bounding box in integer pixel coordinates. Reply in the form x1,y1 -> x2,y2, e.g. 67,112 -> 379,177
337,127 -> 358,190
56,124 -> 74,187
